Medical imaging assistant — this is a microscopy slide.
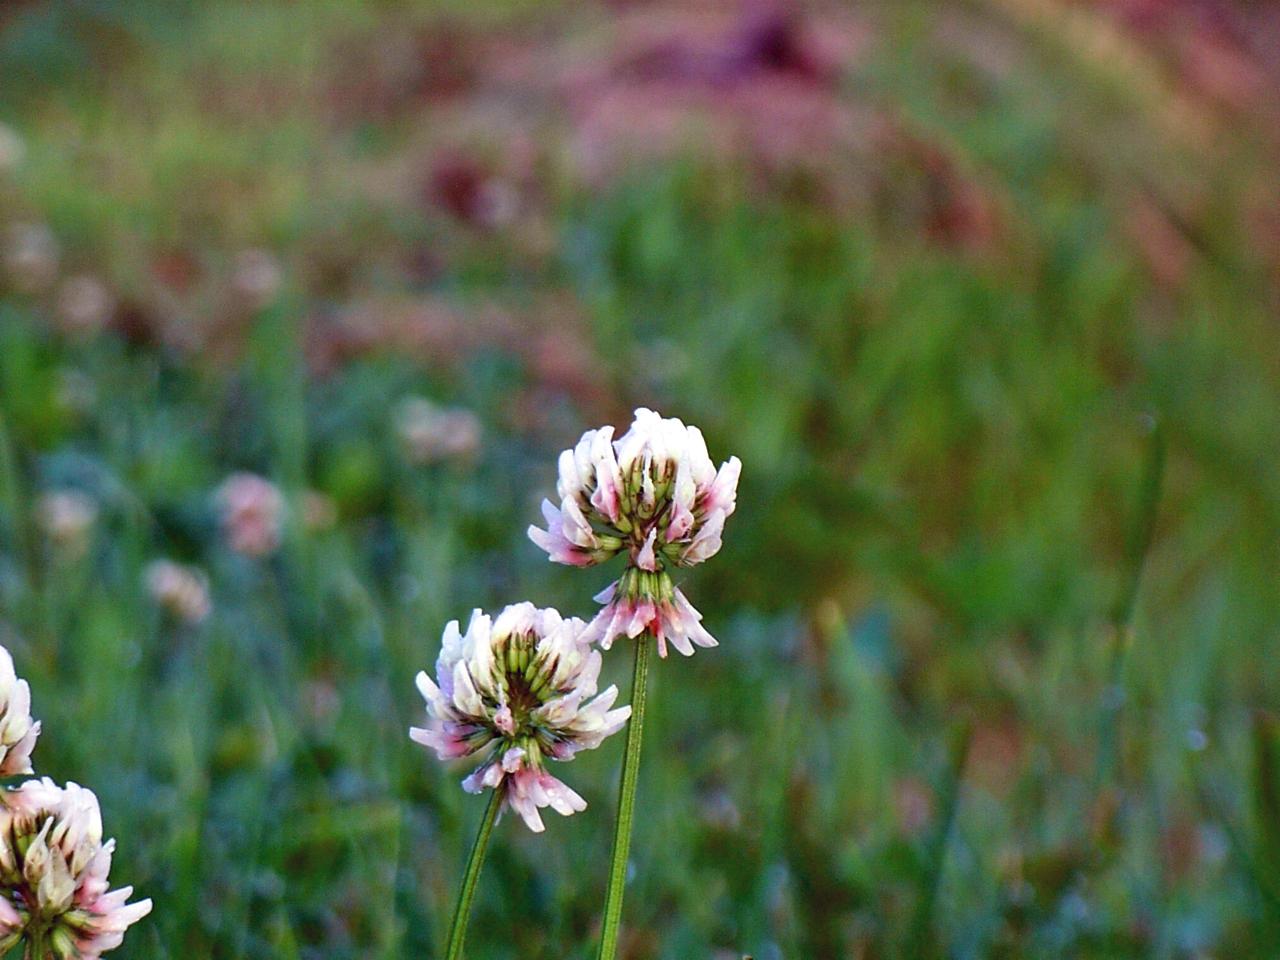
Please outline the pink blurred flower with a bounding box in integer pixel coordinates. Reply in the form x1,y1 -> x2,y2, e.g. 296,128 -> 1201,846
0,646 -> 39,778
410,603 -> 630,832
216,473 -> 284,557
144,560 -> 211,625
0,779 -> 152,958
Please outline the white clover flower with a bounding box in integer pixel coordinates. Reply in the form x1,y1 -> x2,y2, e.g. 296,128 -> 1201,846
0,123 -> 25,174
231,248 -> 282,310
394,396 -> 482,465
143,560 -> 211,625
528,407 -> 740,656
37,492 -> 98,559
215,473 -> 284,557
55,277 -> 114,339
4,224 -> 58,294
0,647 -> 39,779
410,603 -> 630,832
0,779 -> 152,958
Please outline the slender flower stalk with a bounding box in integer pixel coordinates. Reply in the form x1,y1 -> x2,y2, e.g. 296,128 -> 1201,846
412,604 -> 630,957
529,407 -> 740,960
597,632 -> 650,960
443,788 -> 502,960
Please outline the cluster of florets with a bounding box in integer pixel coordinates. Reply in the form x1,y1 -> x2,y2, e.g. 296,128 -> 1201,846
0,649 -> 39,780
529,408 -> 740,656
0,781 -> 152,959
0,648 -> 150,958
412,406 -> 739,829
411,604 -> 630,832
215,472 -> 284,557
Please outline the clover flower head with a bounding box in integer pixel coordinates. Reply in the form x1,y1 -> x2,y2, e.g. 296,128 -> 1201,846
216,473 -> 284,557
529,407 -> 739,657
529,407 -> 739,571
0,647 -> 39,778
144,560 -> 211,625
410,603 -> 630,832
582,568 -> 717,658
0,779 -> 152,958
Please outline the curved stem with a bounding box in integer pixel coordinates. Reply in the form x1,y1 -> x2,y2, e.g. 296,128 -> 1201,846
597,633 -> 652,960
444,786 -> 503,960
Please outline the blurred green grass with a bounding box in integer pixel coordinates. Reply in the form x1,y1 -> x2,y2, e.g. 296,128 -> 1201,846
1,0 -> 1279,957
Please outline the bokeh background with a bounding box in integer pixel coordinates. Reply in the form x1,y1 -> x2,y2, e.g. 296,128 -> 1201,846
1,0 -> 1279,957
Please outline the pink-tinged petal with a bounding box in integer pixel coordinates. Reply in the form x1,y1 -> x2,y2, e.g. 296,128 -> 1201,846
461,767 -> 488,794
538,772 -> 587,816
559,497 -> 597,549
635,528 -> 659,571
661,612 -> 695,657
493,703 -> 515,736
681,509 -> 725,565
451,661 -> 483,716
704,456 -> 741,516
683,425 -> 717,485
508,791 -> 545,833
529,501 -> 599,566
0,894 -> 20,931
501,746 -> 526,772
589,429 -> 623,523
672,588 -> 718,649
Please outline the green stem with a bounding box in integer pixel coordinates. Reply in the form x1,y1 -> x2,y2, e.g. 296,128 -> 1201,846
597,633 -> 652,960
1095,417 -> 1166,788
444,786 -> 502,960
24,925 -> 46,960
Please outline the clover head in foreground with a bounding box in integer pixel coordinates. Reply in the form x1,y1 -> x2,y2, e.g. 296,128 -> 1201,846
0,779 -> 152,958
529,407 -> 741,657
411,603 -> 631,832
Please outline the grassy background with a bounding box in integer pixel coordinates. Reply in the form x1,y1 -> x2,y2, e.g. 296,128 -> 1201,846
1,0 -> 1279,956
